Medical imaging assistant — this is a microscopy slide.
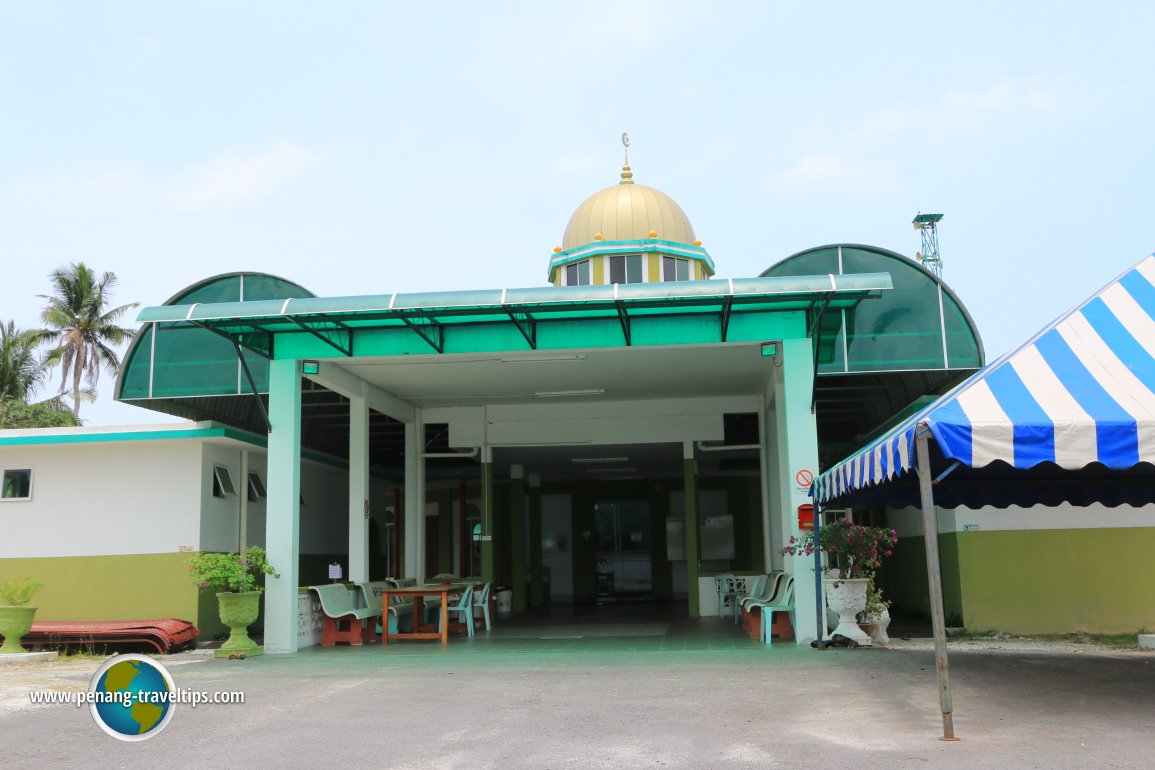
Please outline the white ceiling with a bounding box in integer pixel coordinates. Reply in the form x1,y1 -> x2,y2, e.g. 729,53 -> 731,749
336,343 -> 773,407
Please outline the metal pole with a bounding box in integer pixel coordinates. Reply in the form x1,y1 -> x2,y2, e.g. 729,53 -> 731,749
813,502 -> 824,644
915,424 -> 959,741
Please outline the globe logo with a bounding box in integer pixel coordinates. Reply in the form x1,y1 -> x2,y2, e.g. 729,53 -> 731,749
88,654 -> 176,741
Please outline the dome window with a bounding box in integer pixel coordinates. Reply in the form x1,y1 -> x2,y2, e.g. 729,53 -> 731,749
663,256 -> 692,282
565,260 -> 592,286
609,254 -> 644,284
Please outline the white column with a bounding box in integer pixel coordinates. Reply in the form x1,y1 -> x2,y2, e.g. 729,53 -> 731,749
264,359 -> 301,654
774,338 -> 821,644
404,414 -> 426,581
348,395 -> 370,583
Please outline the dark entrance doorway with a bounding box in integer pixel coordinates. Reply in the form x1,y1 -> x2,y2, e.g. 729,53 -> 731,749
593,498 -> 652,601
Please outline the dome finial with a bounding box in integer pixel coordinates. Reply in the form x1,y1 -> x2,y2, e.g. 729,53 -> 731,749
620,132 -> 634,184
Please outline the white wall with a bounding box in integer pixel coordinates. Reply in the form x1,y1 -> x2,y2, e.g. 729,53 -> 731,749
887,502 -> 1155,537
0,440 -> 202,558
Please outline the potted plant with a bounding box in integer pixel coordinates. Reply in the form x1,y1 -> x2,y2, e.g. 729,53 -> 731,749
781,519 -> 898,645
857,578 -> 892,646
187,546 -> 276,659
0,577 -> 43,654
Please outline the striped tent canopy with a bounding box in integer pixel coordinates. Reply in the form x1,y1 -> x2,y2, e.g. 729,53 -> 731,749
814,254 -> 1155,509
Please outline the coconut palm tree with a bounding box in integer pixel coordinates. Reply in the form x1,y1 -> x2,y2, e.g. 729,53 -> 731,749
0,321 -> 50,401
39,263 -> 138,419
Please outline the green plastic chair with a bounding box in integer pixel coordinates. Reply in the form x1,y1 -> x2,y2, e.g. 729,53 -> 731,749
438,584 -> 474,638
754,576 -> 795,646
472,582 -> 493,631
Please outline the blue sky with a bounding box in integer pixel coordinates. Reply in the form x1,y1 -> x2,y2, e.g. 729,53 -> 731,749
2,1 -> 1153,425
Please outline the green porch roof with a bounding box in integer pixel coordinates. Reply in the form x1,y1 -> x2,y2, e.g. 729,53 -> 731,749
135,273 -> 892,359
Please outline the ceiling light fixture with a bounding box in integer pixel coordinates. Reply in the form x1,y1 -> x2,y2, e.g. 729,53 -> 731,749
570,457 -> 629,464
533,388 -> 605,398
586,467 -> 638,473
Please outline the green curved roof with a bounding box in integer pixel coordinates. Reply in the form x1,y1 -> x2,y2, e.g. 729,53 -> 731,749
761,244 -> 984,374
116,272 -> 314,404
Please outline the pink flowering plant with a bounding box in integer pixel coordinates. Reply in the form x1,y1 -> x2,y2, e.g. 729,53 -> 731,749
779,519 -> 898,580
186,546 -> 277,593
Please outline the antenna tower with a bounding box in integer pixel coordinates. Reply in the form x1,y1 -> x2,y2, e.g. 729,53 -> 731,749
912,212 -> 944,277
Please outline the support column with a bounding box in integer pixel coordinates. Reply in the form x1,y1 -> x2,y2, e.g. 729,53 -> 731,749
528,473 -> 543,608
774,337 -> 821,644
510,465 -> 526,612
348,395 -> 369,583
683,441 -> 700,618
264,359 -> 302,654
403,417 -> 425,581
480,448 -> 495,585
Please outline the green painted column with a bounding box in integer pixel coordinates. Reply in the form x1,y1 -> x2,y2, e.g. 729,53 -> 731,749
528,474 -> 543,607
683,443 -> 700,618
264,358 -> 302,654
510,465 -> 526,612
437,488 -> 453,576
480,453 -> 495,585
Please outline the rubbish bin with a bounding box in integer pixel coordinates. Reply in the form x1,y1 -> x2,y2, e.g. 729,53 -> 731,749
496,588 -> 513,615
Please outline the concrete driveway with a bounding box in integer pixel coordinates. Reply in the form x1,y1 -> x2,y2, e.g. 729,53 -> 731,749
2,638 -> 1153,768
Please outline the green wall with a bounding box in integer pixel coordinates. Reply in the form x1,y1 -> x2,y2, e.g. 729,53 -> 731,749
957,528 -> 1155,634
0,552 -> 206,630
884,528 -> 1155,634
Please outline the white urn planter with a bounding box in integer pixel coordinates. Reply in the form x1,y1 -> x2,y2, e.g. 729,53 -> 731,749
858,607 -> 892,646
823,577 -> 873,646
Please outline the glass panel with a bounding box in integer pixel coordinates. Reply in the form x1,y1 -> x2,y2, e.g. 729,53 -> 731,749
942,289 -> 984,368
839,247 -> 946,371
118,325 -> 153,399
663,256 -> 676,281
566,264 -> 577,286
760,247 -> 839,278
240,274 -> 313,301
609,255 -> 626,284
676,259 -> 690,281
1,469 -> 32,499
151,326 -> 241,397
175,276 -> 241,305
626,255 -> 643,283
593,499 -> 652,596
578,259 -> 591,285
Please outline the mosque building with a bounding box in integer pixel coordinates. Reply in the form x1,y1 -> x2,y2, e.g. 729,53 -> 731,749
7,142 -> 1139,651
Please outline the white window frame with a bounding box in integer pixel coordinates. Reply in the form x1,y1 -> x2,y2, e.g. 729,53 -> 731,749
1,467 -> 33,502
564,259 -> 592,286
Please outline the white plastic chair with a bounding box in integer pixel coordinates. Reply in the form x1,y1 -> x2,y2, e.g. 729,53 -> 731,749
715,574 -> 739,618
472,582 -> 493,631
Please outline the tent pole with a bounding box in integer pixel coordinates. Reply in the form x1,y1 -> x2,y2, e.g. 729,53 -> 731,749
813,501 -> 824,644
915,424 -> 959,742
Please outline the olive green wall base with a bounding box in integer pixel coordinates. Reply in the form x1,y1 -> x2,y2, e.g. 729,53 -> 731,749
0,552 -> 203,628
957,528 -> 1155,634
884,528 -> 1155,634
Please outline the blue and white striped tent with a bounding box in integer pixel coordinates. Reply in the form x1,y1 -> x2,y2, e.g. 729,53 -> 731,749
814,254 -> 1155,509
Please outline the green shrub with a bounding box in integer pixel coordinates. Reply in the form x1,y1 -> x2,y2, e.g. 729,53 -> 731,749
0,577 -> 43,605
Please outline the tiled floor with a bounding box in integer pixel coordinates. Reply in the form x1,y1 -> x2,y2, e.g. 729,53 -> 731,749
308,601 -> 782,658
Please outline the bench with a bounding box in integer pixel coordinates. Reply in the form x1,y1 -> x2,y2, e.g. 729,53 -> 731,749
356,581 -> 415,635
309,584 -> 377,647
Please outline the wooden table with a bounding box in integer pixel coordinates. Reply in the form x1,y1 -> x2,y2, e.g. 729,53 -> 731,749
380,584 -> 465,645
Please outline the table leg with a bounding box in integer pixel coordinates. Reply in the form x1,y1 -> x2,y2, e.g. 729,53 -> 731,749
440,590 -> 449,645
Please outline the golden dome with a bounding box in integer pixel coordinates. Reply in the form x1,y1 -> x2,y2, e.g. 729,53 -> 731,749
561,166 -> 697,251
